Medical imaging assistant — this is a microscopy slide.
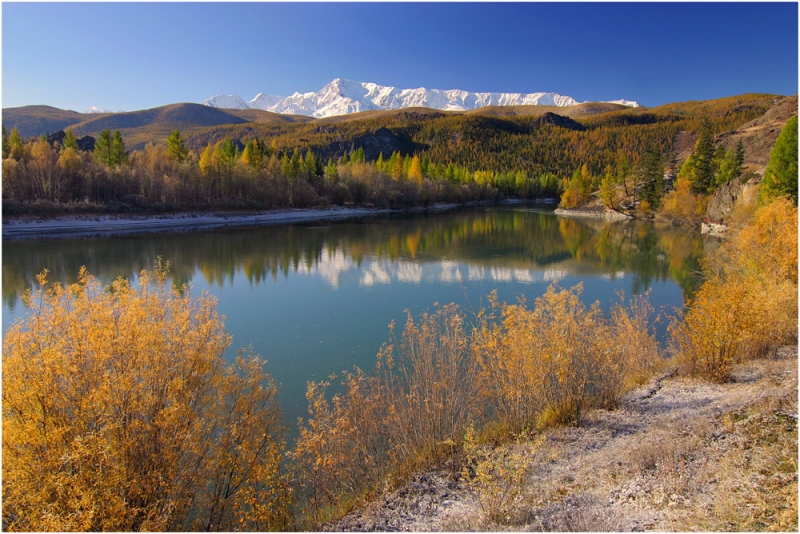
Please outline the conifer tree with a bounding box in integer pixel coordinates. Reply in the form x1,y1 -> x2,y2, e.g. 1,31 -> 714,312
304,149 -> 317,177
166,129 -> 188,162
2,125 -> 9,159
325,157 -> 338,184
111,130 -> 128,166
638,147 -> 664,209
241,143 -> 253,167
8,127 -> 24,160
734,139 -> 745,170
391,151 -> 404,180
94,129 -> 113,167
690,119 -> 716,194
409,155 -> 423,184
63,128 -> 79,152
199,143 -> 213,174
760,115 -> 798,205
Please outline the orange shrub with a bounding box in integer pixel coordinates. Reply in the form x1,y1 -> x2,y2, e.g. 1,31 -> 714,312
2,265 -> 292,531
670,197 -> 798,381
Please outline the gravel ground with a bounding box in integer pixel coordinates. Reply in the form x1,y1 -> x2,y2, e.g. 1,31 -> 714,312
326,347 -> 798,531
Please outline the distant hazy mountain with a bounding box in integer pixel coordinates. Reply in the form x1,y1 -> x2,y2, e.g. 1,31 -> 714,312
203,78 -> 640,118
85,106 -> 113,114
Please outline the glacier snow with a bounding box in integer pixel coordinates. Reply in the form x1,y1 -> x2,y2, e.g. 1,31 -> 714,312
202,78 -> 640,118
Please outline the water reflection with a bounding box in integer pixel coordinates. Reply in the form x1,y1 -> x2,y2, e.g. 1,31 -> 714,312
2,208 -> 706,313
2,207 -> 709,434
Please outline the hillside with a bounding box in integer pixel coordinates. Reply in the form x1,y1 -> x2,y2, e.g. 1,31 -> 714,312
2,105 -> 87,138
715,94 -> 798,174
4,94 -> 785,171
2,103 -> 313,150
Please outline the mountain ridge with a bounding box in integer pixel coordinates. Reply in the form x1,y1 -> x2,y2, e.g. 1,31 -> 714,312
202,78 -> 640,118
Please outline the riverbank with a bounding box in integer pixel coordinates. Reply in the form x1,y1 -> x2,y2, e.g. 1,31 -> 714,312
1,199 -> 565,240
554,204 -> 632,221
1,204 -> 479,240
327,347 -> 798,531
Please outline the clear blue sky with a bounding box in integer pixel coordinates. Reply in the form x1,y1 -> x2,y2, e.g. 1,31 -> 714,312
3,2 -> 797,112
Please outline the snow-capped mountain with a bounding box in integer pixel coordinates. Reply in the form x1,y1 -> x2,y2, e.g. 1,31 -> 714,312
85,106 -> 113,114
203,79 -> 639,118
201,94 -> 250,110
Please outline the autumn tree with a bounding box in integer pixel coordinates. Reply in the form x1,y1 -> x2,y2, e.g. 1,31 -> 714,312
7,126 -> 24,160
2,264 -> 293,531
760,115 -> 798,205
409,155 -> 424,184
29,136 -> 63,201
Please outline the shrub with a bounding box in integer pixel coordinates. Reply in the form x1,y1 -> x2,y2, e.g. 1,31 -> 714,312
292,304 -> 481,526
2,264 -> 293,531
462,425 -> 539,525
670,198 -> 798,381
475,284 -> 659,431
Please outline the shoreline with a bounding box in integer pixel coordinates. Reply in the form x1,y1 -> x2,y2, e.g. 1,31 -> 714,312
1,206 -> 401,240
553,206 -> 632,221
0,202 -> 497,241
1,199 -> 560,241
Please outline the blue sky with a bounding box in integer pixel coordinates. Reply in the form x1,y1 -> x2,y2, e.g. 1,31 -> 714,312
3,2 -> 797,112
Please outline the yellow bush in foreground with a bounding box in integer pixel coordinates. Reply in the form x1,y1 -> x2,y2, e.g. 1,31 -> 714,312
671,198 -> 798,381
2,265 -> 292,531
475,285 -> 660,430
292,287 -> 661,527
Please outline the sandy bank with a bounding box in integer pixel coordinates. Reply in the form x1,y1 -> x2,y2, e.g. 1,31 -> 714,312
1,205 -> 466,240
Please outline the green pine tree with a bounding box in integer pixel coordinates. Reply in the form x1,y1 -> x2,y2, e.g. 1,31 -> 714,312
2,125 -> 9,159
8,127 -> 24,160
94,129 -> 113,167
167,129 -> 188,162
690,118 -> 716,194
63,128 -> 79,151
111,130 -> 129,166
760,115 -> 798,205
325,157 -> 339,184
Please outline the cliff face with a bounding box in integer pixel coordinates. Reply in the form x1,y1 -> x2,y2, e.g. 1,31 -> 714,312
706,175 -> 762,224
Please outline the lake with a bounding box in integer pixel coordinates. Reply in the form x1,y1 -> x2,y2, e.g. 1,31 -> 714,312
2,206 -> 707,433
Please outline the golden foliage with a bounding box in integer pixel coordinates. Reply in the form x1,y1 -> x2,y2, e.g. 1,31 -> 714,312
475,285 -> 660,431
292,304 -> 481,526
660,174 -> 708,225
2,264 -> 292,531
671,198 -> 798,381
292,286 -> 662,527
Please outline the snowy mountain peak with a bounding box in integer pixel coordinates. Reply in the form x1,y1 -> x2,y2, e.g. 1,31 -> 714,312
202,94 -> 250,110
85,106 -> 113,114
203,79 -> 639,118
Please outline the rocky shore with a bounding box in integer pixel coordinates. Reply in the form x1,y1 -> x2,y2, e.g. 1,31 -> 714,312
554,205 -> 632,221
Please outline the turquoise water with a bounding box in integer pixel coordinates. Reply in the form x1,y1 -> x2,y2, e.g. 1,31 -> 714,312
2,207 -> 706,431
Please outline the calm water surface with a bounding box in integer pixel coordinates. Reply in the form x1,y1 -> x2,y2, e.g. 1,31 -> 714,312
2,207 -> 707,431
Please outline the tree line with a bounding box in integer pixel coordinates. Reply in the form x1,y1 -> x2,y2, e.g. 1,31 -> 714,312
3,94 -> 773,215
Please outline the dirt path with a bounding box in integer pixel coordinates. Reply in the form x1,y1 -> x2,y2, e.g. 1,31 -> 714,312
327,347 -> 798,531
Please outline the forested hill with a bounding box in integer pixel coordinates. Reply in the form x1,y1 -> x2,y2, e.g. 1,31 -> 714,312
2,93 -> 793,215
